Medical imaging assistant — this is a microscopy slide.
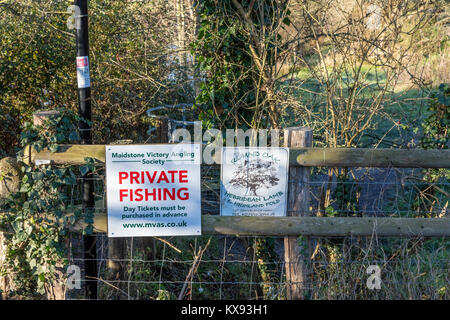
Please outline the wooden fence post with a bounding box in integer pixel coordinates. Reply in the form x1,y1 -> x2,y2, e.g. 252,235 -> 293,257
283,127 -> 312,300
0,232 -> 8,300
32,110 -> 68,300
107,140 -> 131,299
0,157 -> 22,300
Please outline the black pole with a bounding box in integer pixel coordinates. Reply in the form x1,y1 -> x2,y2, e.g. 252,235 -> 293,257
74,0 -> 97,299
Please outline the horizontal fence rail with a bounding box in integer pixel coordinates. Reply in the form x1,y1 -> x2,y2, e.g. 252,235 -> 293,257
69,213 -> 450,237
3,212 -> 447,237
25,144 -> 450,168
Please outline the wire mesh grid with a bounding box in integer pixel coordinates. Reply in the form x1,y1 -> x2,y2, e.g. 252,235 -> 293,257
65,165 -> 449,300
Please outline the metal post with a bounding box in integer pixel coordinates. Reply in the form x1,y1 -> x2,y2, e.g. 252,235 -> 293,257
74,0 -> 97,300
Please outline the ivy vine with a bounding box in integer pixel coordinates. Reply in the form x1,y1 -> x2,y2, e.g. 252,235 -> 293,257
0,109 -> 93,298
191,0 -> 291,130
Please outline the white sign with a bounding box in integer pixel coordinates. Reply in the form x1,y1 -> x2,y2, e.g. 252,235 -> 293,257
220,147 -> 289,216
76,56 -> 90,88
105,144 -> 202,237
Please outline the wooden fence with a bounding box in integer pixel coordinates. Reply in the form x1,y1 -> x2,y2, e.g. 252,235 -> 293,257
20,142 -> 450,238
27,144 -> 450,168
2,132 -> 449,300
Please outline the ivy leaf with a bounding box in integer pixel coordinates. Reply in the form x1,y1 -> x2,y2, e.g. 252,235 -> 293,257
20,183 -> 31,193
33,141 -> 43,153
198,29 -> 205,40
11,220 -> 21,233
79,165 -> 90,176
68,131 -> 79,142
25,225 -> 33,235
437,95 -> 449,106
29,259 -> 37,269
48,144 -> 58,152
55,133 -> 65,143
66,215 -> 76,225
438,83 -> 449,93
83,225 -> 93,236
63,176 -> 76,185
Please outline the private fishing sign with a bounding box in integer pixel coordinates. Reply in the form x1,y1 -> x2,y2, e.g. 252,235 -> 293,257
105,144 -> 202,237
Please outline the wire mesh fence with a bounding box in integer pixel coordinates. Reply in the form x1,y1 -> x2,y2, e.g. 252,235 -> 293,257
64,164 -> 449,300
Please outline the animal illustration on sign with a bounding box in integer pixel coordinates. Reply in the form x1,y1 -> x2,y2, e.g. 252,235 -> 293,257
228,158 -> 279,196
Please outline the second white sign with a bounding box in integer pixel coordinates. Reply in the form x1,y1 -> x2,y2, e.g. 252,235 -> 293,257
220,147 -> 289,216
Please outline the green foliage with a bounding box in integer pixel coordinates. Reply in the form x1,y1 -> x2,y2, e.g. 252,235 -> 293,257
0,110 -> 93,298
253,237 -> 283,299
0,0 -> 185,157
414,83 -> 449,216
0,2 -> 77,155
87,0 -> 183,143
325,172 -> 361,218
192,1 -> 253,129
192,0 -> 290,129
420,83 -> 449,150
